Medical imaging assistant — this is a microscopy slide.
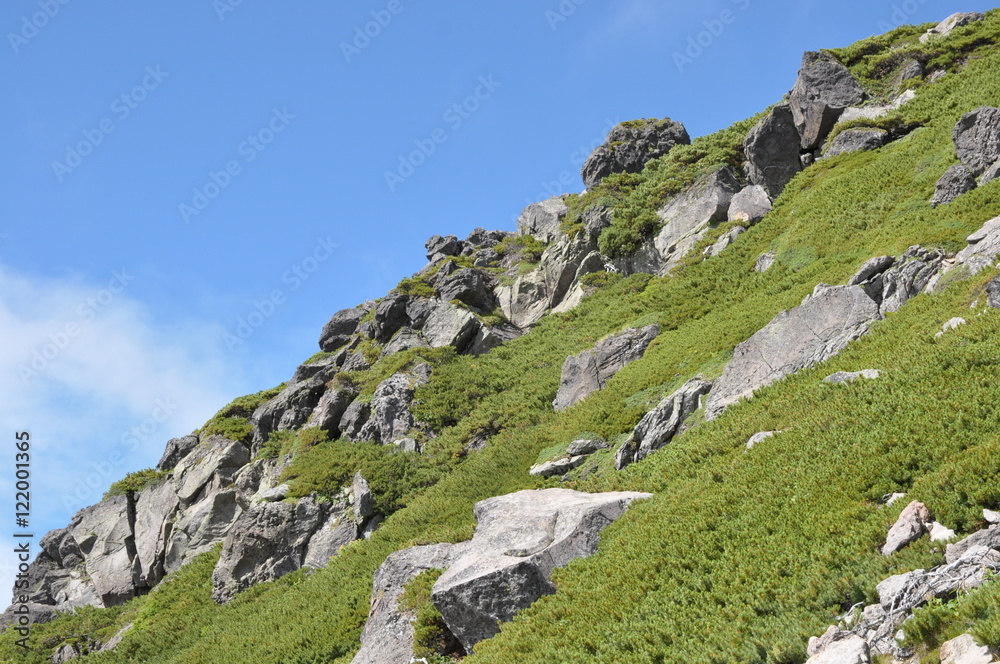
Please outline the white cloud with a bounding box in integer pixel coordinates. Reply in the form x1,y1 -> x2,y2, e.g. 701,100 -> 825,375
0,264 -> 245,606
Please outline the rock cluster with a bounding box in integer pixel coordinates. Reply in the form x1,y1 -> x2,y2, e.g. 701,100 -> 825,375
933,106 -> 1000,206
351,489 -> 651,661
581,118 -> 690,189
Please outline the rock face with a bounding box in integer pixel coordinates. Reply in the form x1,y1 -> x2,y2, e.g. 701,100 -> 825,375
744,104 -> 803,198
921,12 -> 985,43
319,306 -> 367,352
946,525 -> 1000,564
931,164 -> 977,207
790,51 -> 866,150
850,246 -> 943,315
615,378 -> 713,470
955,215 -> 1000,274
350,543 -> 471,664
430,489 -> 651,653
553,325 -> 659,411
156,434 -> 198,471
939,634 -> 994,664
705,284 -> 881,420
516,197 -> 568,244
882,501 -> 931,555
581,118 -> 690,189
728,185 -> 773,224
953,106 -> 1000,176
343,365 -> 432,446
250,377 -> 329,453
822,128 -> 889,159
211,496 -> 358,603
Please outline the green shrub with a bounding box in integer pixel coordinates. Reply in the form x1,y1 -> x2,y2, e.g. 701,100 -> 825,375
105,468 -> 167,498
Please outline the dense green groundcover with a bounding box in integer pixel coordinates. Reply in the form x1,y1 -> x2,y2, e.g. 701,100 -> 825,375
5,13 -> 1000,664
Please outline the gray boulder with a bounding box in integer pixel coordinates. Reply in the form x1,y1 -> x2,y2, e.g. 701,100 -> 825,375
566,438 -> 609,456
824,370 -> 880,384
955,215 -> 1000,274
319,306 -> 366,352
430,489 -> 651,652
745,431 -> 776,450
987,276 -> 1000,308
728,185 -> 772,224
553,325 -> 659,411
156,434 -> 199,471
744,104 -> 803,198
921,12 -> 985,43
848,246 -> 943,315
581,118 -> 691,189
980,160 -> 1000,185
939,634 -> 994,664
790,51 -> 866,150
516,197 -> 568,244
302,502 -> 359,570
946,525 -> 1000,564
371,295 -> 411,343
436,268 -> 497,312
164,490 -> 241,574
529,456 -> 587,478
69,496 -> 136,607
303,387 -> 358,438
822,128 -> 889,159
426,234 -> 461,263
421,300 -> 481,353
615,377 -> 712,470
353,366 -> 432,445
250,377 -> 328,453
954,106 -> 1000,176
212,496 -> 333,603
705,284 -> 881,420
931,164 -> 977,207
882,500 -> 931,555
652,167 -> 742,272
172,436 -> 250,507
465,227 -> 512,248
351,543 -> 471,664
806,635 -> 871,664
704,226 -> 746,258
755,251 -> 777,273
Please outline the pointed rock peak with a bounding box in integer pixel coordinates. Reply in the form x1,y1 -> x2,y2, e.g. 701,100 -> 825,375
581,118 -> 690,189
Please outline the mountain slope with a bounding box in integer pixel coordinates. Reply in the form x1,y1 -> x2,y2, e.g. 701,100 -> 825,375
4,11 -> 1000,664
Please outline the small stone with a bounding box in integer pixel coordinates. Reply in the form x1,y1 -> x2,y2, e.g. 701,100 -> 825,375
745,431 -> 776,450
565,438 -> 609,456
936,317 -> 967,338
529,456 -> 586,478
882,500 -> 932,555
984,508 -> 1000,524
824,370 -> 880,384
755,251 -> 777,273
930,521 -> 957,542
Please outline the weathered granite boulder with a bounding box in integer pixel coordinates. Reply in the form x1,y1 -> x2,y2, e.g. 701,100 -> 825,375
705,284 -> 881,420
921,12 -> 985,43
430,489 -> 651,652
652,167 -> 742,273
955,215 -> 1000,274
882,500 -> 931,555
425,234 -> 461,263
987,275 -> 1000,308
954,106 -> 1000,176
156,434 -> 199,471
790,51 -> 866,150
755,251 -> 777,272
353,365 -> 432,445
615,378 -> 713,470
849,246 -> 943,315
824,370 -> 880,384
250,377 -> 329,453
581,118 -> 690,189
566,438 -> 609,456
351,543 -> 471,664
728,185 -> 772,224
980,160 -> 1000,185
806,635 -> 871,664
164,489 -> 241,573
516,197 -> 568,244
529,456 -> 587,478
132,480 -> 180,589
553,325 -> 659,411
371,295 -> 411,343
822,128 -> 889,159
940,634 -> 994,664
946,525 -> 1000,564
744,104 -> 803,198
931,164 -> 977,207
436,268 -> 497,312
319,306 -> 367,352
421,300 -> 481,353
172,436 -> 250,507
303,387 -> 358,438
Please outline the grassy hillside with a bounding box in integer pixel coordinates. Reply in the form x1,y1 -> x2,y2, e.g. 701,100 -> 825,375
4,13 -> 1000,664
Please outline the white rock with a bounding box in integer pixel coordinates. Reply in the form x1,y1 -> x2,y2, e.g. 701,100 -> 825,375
937,317 -> 968,338
930,521 -> 957,542
940,633 -> 994,664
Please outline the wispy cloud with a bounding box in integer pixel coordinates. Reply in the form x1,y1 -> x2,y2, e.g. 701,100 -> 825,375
0,264 -> 244,602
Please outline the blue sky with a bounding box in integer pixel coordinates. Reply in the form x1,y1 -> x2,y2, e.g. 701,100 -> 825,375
0,0 -> 993,596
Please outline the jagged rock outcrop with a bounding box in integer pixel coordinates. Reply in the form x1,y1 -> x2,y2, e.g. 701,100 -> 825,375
156,434 -> 198,471
745,104 -> 803,198
881,500 -> 931,555
342,364 -> 432,445
581,118 -> 690,189
954,106 -> 1000,177
303,386 -> 358,438
432,489 -> 651,653
250,376 -> 330,453
954,215 -> 1000,274
516,197 -> 568,243
705,284 -> 881,420
425,234 -> 460,263
704,226 -> 746,258
849,246 -> 944,315
932,164 -> 977,207
351,543 -> 471,664
319,306 -> 368,352
822,128 -> 889,159
790,51 -> 866,151
921,12 -> 985,44
553,325 -> 659,411
728,185 -> 772,224
615,377 -> 713,470
946,525 -> 1000,564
